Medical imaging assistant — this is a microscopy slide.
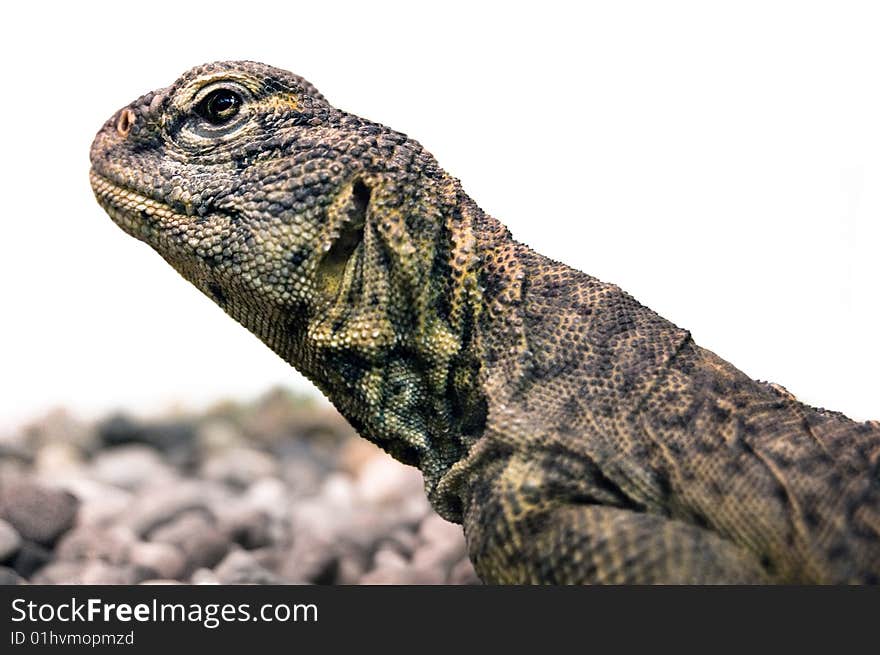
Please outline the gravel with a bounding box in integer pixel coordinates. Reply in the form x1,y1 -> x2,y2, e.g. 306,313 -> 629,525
0,388 -> 479,585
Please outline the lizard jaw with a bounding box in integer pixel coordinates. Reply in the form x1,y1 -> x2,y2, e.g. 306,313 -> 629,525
89,170 -> 198,241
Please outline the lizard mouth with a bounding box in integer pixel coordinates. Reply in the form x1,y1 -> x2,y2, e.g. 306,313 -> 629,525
89,170 -> 195,238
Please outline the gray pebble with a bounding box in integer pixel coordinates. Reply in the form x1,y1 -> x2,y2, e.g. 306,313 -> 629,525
196,419 -> 246,455
335,553 -> 368,585
90,445 -> 176,491
33,561 -> 141,585
214,548 -> 282,584
278,536 -> 337,584
139,579 -> 183,585
216,506 -> 272,550
21,408 -> 96,454
98,414 -> 195,455
11,540 -> 52,578
31,561 -> 85,584
200,447 -> 278,488
411,514 -> 468,575
411,547 -> 463,578
129,541 -> 187,581
149,511 -> 229,576
190,568 -> 220,585
34,442 -> 84,476
278,458 -> 325,497
124,483 -> 215,537
377,527 -> 420,558
80,561 -> 141,585
240,477 -> 288,518
355,455 -> 425,505
449,558 -> 482,585
360,548 -> 445,585
0,518 -> 22,561
54,527 -> 134,565
0,565 -> 22,585
67,479 -> 132,527
418,513 -> 466,547
0,481 -> 79,545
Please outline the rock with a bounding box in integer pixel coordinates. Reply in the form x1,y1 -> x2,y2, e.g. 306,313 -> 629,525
0,459 -> 29,487
370,547 -> 407,570
0,480 -> 79,545
241,477 -> 288,518
278,476 -> 352,583
98,414 -> 195,454
11,540 -> 51,578
140,579 -> 183,585
54,526 -> 134,565
149,511 -> 229,576
196,419 -> 247,455
279,536 -> 337,584
322,473 -> 356,508
80,562 -> 140,585
190,568 -> 220,584
200,447 -> 278,488
336,553 -> 368,585
34,442 -> 84,476
398,494 -> 433,525
280,469 -> 430,583
0,566 -> 22,585
377,527 -> 420,558
338,438 -> 383,476
31,561 -> 84,584
90,445 -> 176,490
242,388 -> 344,444
123,482 -> 216,537
33,561 -> 141,585
278,457 -> 325,498
449,558 -> 482,585
360,548 -> 445,585
214,548 -> 282,584
20,408 -> 96,454
249,547 -> 285,575
0,431 -> 35,464
216,506 -> 272,550
411,515 -> 467,574
418,513 -> 465,547
0,518 -> 22,561
129,541 -> 187,580
66,479 -> 132,527
355,455 -> 424,505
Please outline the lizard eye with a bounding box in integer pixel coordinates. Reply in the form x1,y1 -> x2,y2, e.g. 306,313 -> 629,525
196,88 -> 242,125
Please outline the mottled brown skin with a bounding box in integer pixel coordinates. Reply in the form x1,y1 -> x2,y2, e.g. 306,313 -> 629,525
90,61 -> 880,584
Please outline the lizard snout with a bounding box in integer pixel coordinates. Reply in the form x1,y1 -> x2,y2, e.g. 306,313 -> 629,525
115,108 -> 136,138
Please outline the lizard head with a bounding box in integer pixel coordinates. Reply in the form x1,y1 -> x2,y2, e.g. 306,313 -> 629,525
90,61 -> 485,490
90,60 -> 447,353
90,61 -> 342,328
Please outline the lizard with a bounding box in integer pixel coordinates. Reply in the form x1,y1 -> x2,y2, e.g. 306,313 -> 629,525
90,61 -> 880,584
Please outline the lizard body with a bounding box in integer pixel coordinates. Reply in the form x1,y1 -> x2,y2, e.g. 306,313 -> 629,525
90,61 -> 880,583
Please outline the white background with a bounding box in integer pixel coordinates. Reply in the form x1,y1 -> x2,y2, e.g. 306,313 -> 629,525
1,1 -> 877,431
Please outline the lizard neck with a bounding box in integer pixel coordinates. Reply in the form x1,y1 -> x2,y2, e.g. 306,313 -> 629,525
289,175 -> 489,499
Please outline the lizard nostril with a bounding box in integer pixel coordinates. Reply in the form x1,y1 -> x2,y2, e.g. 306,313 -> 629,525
116,108 -> 135,137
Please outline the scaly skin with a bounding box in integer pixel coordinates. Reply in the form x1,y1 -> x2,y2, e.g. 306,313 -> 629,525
90,61 -> 880,584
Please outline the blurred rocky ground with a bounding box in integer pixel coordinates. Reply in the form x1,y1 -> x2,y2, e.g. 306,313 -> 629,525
0,389 -> 479,585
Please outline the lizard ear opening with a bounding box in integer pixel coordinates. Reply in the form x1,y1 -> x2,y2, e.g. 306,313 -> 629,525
309,177 -> 397,358
315,180 -> 370,301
